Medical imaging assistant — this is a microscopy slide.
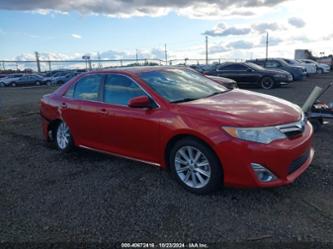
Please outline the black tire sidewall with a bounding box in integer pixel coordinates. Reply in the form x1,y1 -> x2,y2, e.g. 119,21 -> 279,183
169,138 -> 222,194
260,77 -> 275,89
310,119 -> 321,132
54,121 -> 74,152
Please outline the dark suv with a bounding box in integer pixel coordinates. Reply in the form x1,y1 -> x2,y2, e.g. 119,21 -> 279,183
205,62 -> 292,89
247,58 -> 306,81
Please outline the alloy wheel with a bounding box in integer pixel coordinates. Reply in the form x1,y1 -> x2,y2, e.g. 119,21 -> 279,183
261,77 -> 274,89
56,122 -> 71,150
174,146 -> 211,189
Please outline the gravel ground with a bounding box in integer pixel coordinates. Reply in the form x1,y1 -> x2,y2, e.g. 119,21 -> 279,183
0,74 -> 332,245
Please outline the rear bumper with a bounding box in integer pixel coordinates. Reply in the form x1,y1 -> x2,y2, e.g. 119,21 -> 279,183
40,114 -> 51,141
216,122 -> 314,188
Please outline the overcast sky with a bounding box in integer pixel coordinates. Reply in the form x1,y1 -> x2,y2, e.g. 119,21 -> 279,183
0,0 -> 333,62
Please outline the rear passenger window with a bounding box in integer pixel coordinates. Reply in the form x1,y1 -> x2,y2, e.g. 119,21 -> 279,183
72,74 -> 103,101
265,61 -> 281,68
103,74 -> 146,106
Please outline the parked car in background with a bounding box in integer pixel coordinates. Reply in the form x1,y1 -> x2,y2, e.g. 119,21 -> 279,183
0,74 -> 24,87
9,74 -> 46,87
247,58 -> 306,81
44,72 -> 68,85
40,66 -> 314,193
50,72 -> 79,85
205,75 -> 238,89
295,59 -> 317,75
189,64 -> 214,74
205,62 -> 292,89
299,59 -> 331,74
282,59 -> 316,75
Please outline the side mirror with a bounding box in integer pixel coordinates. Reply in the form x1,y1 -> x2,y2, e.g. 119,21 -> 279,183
128,95 -> 151,108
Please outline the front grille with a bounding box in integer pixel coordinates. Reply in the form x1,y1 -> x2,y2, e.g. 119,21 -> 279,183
277,115 -> 306,138
288,150 -> 310,174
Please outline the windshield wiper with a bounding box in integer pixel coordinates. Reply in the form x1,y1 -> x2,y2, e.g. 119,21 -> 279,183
205,90 -> 231,98
170,98 -> 199,103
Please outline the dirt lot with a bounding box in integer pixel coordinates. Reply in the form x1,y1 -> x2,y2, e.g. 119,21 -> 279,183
0,74 -> 333,245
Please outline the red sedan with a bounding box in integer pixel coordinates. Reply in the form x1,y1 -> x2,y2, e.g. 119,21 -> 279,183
40,67 -> 314,194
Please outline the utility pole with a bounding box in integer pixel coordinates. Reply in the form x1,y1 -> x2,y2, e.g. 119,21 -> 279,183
35,51 -> 41,73
164,44 -> 168,65
265,32 -> 269,61
97,52 -> 102,68
205,36 -> 208,65
136,49 -> 139,63
48,61 -> 51,71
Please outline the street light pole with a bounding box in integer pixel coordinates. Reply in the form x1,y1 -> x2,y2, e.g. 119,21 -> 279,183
265,32 -> 269,61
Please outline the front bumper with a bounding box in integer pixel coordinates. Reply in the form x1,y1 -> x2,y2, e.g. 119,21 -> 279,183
274,75 -> 293,84
216,122 -> 314,188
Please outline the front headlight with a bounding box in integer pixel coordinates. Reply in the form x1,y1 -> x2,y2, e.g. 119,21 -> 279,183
222,126 -> 287,144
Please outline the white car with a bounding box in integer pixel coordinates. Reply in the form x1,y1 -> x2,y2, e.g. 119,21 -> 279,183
300,59 -> 330,74
0,74 -> 24,87
283,59 -> 316,75
295,59 -> 317,75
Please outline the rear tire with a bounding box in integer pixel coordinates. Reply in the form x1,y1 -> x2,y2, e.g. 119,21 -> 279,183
35,81 -> 41,86
317,68 -> 323,74
54,121 -> 74,152
169,138 -> 222,194
260,77 -> 275,89
11,82 -> 16,87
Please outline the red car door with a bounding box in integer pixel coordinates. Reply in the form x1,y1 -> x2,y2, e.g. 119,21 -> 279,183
96,74 -> 160,163
60,74 -> 106,148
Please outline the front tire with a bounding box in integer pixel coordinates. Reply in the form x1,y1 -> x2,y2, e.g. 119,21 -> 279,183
260,77 -> 275,89
55,121 -> 74,152
317,68 -> 323,74
169,138 -> 222,194
11,82 -> 17,87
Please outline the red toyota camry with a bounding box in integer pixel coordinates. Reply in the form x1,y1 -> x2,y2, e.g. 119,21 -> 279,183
40,67 -> 314,194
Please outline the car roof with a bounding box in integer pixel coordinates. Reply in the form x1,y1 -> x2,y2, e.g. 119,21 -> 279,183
83,66 -> 190,76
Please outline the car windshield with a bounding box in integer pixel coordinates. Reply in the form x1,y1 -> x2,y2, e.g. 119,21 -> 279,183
284,59 -> 298,65
247,62 -> 265,70
139,68 -> 228,103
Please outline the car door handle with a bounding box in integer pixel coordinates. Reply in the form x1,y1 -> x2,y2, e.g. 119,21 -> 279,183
61,103 -> 67,109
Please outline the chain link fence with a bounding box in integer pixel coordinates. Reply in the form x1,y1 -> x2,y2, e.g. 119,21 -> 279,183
0,57 -> 246,73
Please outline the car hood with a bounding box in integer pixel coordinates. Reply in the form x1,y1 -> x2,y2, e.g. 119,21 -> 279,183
319,63 -> 330,68
177,89 -> 302,127
206,75 -> 236,83
260,68 -> 289,75
291,65 -> 305,70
